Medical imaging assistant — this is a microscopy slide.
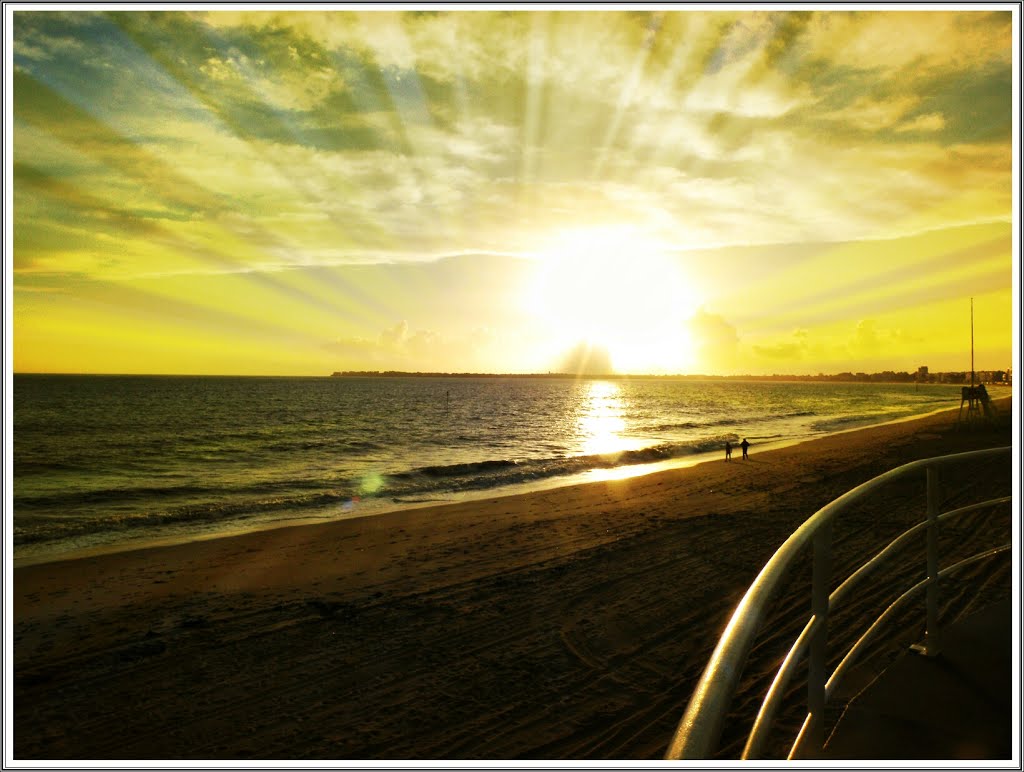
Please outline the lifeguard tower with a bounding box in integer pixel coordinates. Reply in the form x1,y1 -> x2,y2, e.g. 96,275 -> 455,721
959,382 -> 994,424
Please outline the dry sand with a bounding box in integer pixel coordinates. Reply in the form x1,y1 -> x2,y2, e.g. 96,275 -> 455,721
13,398 -> 1014,760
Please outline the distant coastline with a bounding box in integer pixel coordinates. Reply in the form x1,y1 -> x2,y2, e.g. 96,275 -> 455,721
12,370 -> 1011,385
330,369 -> 1013,385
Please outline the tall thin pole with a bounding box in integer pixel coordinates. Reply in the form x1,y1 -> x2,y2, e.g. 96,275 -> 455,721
970,297 -> 975,389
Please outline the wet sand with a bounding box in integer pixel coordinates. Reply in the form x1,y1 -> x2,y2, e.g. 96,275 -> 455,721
13,397 -> 1013,760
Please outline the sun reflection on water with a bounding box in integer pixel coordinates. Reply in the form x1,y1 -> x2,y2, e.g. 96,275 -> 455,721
578,380 -> 633,457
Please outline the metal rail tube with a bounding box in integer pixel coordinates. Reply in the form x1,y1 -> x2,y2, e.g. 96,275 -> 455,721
806,521 -> 832,755
825,577 -> 930,701
788,712 -> 815,761
742,617 -> 815,759
831,496 -> 1010,610
936,496 -> 1012,523
825,545 -> 1010,700
664,551 -> 804,759
666,446 -> 1009,760
829,521 -> 929,609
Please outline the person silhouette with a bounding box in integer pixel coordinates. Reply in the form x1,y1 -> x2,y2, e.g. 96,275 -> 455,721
725,441 -> 732,461
741,438 -> 750,460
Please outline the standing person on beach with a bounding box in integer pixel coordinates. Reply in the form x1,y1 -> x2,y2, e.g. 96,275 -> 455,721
725,441 -> 732,461
741,438 -> 750,460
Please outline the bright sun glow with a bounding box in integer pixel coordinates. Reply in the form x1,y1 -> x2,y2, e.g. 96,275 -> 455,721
526,225 -> 700,373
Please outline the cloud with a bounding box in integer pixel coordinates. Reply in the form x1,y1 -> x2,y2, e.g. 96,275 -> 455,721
327,320 -> 428,368
688,308 -> 741,371
822,94 -> 920,132
803,11 -> 1010,77
378,319 -> 409,347
895,112 -> 947,134
843,318 -> 922,360
199,56 -> 237,82
13,40 -> 52,61
683,63 -> 809,119
193,11 -> 518,87
753,342 -> 803,360
13,26 -> 90,63
853,319 -> 879,350
325,314 -> 531,373
753,328 -> 811,361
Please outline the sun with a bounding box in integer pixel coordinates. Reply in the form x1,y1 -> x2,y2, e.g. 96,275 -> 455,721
525,226 -> 701,373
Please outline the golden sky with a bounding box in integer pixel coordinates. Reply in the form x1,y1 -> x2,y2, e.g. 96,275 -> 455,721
10,7 -> 1016,375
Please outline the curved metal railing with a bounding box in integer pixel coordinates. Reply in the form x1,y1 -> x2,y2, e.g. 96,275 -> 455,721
665,446 -> 1012,760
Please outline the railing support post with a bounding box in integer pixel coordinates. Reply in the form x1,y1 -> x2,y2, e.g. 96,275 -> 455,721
924,466 -> 941,656
806,518 -> 832,757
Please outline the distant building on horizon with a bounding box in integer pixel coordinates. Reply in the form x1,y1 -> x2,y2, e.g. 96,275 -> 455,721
909,365 -> 1010,386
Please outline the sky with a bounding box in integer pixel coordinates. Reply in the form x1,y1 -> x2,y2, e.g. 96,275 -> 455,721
8,6 -> 1017,376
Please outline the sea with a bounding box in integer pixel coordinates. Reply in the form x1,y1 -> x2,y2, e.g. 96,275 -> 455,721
11,374 -> 965,565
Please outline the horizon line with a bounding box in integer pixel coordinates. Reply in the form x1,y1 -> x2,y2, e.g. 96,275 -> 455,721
11,369 -> 1013,380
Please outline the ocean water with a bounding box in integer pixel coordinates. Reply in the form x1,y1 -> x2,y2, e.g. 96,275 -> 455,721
12,375 -> 963,564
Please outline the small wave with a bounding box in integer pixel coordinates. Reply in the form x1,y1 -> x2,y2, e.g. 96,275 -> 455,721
614,438 -> 729,465
13,489 -> 359,545
263,438 -> 384,453
13,459 -> 90,475
647,421 -> 702,433
345,440 -> 384,451
646,417 -> 736,433
394,458 -> 519,480
15,475 -> 336,510
16,483 -> 225,509
645,410 -> 815,435
384,435 -> 740,496
809,410 -> 911,433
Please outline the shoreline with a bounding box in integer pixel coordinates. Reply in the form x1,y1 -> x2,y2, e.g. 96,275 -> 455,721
11,397 -> 998,569
13,399 -> 1014,759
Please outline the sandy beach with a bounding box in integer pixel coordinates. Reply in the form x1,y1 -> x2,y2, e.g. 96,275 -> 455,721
12,397 -> 1013,761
